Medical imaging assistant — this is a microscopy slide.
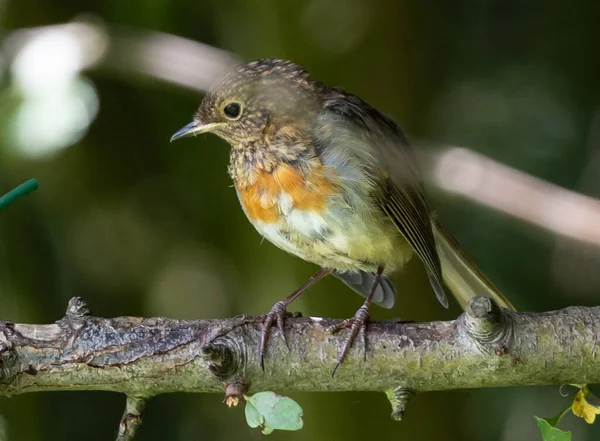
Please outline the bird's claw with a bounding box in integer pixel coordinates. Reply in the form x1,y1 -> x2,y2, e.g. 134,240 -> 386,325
328,304 -> 370,377
255,302 -> 302,370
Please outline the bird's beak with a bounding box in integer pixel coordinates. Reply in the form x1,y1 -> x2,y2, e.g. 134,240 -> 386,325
170,121 -> 220,142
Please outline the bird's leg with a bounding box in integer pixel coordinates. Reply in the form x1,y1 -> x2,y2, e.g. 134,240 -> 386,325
329,266 -> 384,376
245,267 -> 332,370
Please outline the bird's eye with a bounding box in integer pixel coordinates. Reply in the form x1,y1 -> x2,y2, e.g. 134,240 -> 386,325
223,102 -> 242,119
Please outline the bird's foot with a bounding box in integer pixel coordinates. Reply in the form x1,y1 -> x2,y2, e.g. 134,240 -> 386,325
327,303 -> 370,376
239,303 -> 302,370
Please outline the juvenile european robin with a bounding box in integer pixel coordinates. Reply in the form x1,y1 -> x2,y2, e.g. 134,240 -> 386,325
171,59 -> 514,373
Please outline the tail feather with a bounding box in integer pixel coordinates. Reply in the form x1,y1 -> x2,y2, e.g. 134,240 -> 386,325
426,269 -> 449,309
431,217 -> 516,311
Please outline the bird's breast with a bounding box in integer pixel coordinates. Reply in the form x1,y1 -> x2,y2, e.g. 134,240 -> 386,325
235,163 -> 336,224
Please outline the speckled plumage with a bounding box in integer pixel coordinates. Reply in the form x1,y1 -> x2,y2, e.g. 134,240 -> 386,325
186,59 -> 428,308
171,58 -> 515,369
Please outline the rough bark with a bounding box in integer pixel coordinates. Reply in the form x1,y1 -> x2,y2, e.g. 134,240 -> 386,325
0,296 -> 599,423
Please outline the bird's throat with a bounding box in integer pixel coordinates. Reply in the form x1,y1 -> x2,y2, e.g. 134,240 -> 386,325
228,139 -> 314,188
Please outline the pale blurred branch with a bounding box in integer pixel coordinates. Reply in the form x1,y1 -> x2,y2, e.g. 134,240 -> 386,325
3,18 -> 240,93
428,147 -> 600,246
0,296 -> 599,439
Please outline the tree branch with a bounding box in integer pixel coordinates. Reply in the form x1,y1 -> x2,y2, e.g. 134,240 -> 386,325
0,297 -> 598,428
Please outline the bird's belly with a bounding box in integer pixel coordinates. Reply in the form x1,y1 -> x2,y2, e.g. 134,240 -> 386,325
246,197 -> 411,273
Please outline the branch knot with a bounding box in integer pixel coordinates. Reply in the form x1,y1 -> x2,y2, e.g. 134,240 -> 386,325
462,296 -> 514,354
203,326 -> 248,381
386,386 -> 415,421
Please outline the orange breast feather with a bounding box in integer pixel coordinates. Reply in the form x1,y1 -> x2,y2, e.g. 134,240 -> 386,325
237,163 -> 337,223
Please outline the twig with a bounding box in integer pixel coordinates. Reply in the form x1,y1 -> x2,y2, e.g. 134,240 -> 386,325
116,396 -> 146,441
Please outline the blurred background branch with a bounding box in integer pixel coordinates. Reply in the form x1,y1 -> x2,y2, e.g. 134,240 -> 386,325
430,148 -> 600,247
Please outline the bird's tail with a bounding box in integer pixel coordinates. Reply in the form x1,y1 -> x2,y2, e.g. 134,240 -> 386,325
431,216 -> 516,311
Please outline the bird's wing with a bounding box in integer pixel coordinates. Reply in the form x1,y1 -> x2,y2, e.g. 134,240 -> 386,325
322,90 -> 448,308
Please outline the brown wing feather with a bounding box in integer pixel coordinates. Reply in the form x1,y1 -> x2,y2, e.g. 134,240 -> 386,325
322,90 -> 448,308
381,182 -> 448,307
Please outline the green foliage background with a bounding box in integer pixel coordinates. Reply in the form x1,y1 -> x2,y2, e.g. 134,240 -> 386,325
2,0 -> 600,440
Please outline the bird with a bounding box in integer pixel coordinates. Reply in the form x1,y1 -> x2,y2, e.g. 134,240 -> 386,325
170,58 -> 514,374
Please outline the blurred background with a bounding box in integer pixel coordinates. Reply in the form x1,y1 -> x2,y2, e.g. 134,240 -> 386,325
1,0 -> 600,440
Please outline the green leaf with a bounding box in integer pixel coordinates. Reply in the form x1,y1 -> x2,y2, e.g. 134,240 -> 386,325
245,397 -> 266,432
244,392 -> 303,435
535,416 -> 572,441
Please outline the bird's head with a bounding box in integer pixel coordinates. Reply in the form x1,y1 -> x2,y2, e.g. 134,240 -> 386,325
171,59 -> 322,146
